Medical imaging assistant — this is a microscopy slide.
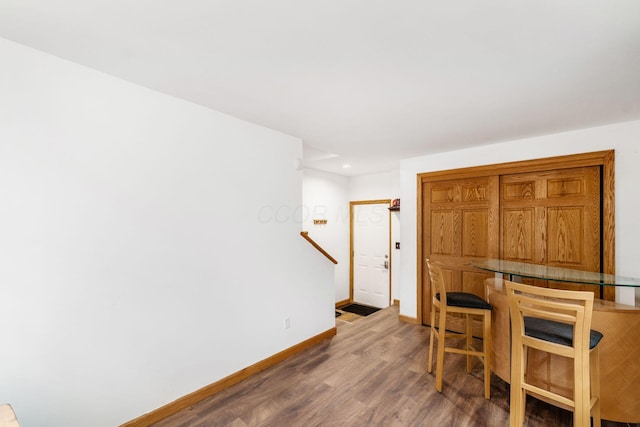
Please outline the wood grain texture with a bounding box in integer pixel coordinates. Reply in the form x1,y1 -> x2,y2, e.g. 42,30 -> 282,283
300,231 -> 338,264
426,260 -> 492,399
486,278 -> 640,424
422,176 -> 499,325
122,328 -> 337,427
499,167 -> 601,298
150,306 -> 628,427
504,280 -> 600,427
417,150 -> 616,324
602,150 -> 616,301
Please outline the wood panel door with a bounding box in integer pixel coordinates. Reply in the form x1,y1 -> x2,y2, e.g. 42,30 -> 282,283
500,166 -> 601,296
422,176 -> 500,324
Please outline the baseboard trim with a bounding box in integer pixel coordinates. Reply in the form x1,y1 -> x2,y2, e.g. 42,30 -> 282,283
121,327 -> 337,427
393,299 -> 400,307
398,314 -> 420,325
335,299 -> 350,308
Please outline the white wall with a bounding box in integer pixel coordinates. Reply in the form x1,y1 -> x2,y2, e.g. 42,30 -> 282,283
0,38 -> 335,427
302,169 -> 350,302
302,171 -> 403,304
399,120 -> 640,320
349,172 -> 400,202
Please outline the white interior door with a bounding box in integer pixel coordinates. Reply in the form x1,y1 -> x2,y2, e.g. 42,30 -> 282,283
352,202 -> 390,308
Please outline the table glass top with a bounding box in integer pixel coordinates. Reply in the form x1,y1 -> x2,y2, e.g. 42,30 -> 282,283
470,258 -> 640,288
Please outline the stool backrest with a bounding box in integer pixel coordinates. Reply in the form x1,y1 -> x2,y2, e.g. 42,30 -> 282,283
426,259 -> 447,305
505,281 -> 595,360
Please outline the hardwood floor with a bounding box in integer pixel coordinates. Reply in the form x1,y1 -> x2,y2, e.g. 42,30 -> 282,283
152,306 -> 634,427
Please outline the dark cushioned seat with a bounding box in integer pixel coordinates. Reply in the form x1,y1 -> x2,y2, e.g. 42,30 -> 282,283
436,292 -> 493,310
524,317 -> 604,350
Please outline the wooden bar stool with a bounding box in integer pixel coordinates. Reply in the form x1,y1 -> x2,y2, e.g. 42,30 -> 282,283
505,281 -> 602,427
426,259 -> 493,399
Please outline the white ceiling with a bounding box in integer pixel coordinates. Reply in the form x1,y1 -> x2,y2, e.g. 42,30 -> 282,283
1,1 -> 639,176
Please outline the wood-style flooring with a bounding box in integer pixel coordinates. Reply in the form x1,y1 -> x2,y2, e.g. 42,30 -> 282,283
152,305 -> 635,427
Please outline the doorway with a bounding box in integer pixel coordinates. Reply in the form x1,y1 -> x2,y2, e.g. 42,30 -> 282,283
350,200 -> 391,309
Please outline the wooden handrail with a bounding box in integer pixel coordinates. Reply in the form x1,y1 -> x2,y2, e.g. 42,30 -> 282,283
300,231 -> 338,264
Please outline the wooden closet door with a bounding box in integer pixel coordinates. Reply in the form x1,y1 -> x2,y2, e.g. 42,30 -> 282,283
500,166 -> 601,296
422,176 -> 500,325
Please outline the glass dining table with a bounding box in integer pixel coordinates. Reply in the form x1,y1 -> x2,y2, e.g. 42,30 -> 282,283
468,258 -> 640,423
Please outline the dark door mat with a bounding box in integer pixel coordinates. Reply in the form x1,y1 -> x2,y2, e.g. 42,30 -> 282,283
339,303 -> 381,317
335,311 -> 342,318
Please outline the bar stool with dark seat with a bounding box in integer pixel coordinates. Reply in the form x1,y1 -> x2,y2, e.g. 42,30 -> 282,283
426,259 -> 493,399
505,281 -> 603,427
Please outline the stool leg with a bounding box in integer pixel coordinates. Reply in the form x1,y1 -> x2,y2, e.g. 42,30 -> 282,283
435,306 -> 447,392
591,347 -> 601,427
520,347 -> 527,425
483,310 -> 491,399
510,340 -> 525,426
466,313 -> 472,373
574,350 -> 590,427
427,306 -> 437,373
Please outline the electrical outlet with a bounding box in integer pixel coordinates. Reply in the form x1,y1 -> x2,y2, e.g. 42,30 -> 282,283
284,317 -> 291,330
